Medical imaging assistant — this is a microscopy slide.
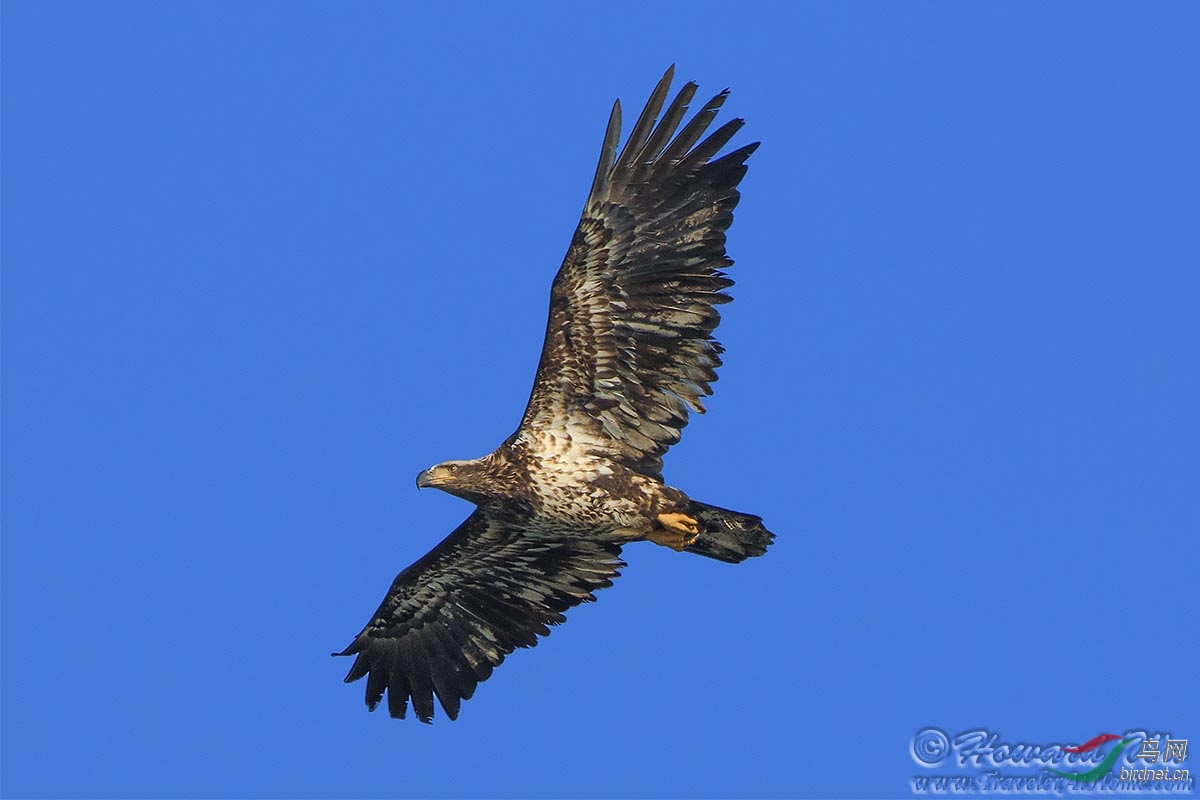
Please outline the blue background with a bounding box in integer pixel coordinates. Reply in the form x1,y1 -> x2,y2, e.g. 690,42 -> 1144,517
4,2 -> 1197,798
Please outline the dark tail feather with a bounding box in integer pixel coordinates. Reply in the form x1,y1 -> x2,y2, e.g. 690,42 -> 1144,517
685,501 -> 775,564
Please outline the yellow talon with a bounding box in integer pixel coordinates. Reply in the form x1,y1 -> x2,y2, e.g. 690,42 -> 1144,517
657,511 -> 700,536
656,510 -> 701,545
647,530 -> 692,551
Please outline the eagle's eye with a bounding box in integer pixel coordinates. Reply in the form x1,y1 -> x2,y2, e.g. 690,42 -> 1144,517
446,464 -> 458,473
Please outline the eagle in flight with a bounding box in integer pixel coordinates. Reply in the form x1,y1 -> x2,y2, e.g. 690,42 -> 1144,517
334,66 -> 774,722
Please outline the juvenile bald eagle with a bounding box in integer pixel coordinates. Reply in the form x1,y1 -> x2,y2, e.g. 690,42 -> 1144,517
334,67 -> 774,722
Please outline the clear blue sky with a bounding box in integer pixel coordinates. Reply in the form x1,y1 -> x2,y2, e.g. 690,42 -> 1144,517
3,2 -> 1198,798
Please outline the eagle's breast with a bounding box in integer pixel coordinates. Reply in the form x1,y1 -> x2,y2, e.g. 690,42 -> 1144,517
505,428 -> 654,532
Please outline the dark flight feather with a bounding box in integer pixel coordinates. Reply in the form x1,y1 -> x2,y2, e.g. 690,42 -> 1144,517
335,511 -> 624,722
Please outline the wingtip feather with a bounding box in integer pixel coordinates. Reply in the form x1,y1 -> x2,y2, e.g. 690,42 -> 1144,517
588,99 -> 622,201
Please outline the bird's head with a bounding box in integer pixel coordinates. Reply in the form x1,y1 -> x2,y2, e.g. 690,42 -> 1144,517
416,452 -> 525,507
416,458 -> 495,504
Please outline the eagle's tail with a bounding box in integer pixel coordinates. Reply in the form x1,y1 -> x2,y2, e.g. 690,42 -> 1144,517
685,501 -> 775,564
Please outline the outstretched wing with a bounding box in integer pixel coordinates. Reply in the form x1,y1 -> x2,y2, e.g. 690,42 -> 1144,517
516,66 -> 759,477
334,511 -> 625,722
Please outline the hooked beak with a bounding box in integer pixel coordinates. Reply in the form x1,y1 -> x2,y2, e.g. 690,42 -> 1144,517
416,469 -> 434,490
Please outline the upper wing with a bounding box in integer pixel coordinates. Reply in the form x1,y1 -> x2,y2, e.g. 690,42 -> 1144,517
334,510 -> 625,722
515,66 -> 759,477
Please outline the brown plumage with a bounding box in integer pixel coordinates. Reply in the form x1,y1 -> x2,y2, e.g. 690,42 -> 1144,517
334,67 -> 774,722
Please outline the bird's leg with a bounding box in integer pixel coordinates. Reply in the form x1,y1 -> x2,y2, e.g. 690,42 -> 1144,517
650,512 -> 701,551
